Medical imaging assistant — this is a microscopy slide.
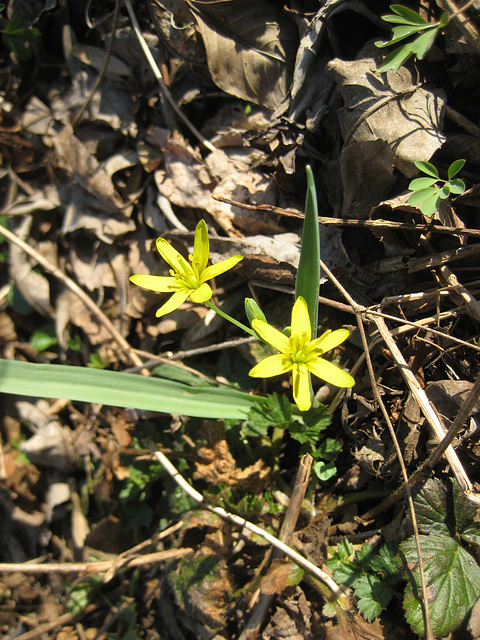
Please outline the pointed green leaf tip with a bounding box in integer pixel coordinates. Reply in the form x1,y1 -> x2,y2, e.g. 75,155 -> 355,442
295,166 -> 320,339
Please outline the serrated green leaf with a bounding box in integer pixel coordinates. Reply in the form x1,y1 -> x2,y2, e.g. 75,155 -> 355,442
409,177 -> 438,190
400,534 -> 480,637
448,178 -> 465,194
354,574 -> 393,620
412,478 -> 450,534
370,543 -> 401,579
447,159 -> 465,179
414,161 -> 439,178
246,392 -> 293,431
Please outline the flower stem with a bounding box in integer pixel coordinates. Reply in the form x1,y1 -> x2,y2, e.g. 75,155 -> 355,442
205,300 -> 257,338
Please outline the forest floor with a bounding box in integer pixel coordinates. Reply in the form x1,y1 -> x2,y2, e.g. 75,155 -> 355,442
1,1 -> 480,639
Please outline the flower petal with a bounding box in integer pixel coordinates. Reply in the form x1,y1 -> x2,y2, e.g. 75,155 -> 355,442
311,328 -> 350,354
156,237 -> 191,276
190,282 -> 212,302
155,289 -> 191,317
249,354 -> 292,378
202,255 -> 243,281
308,358 -> 355,388
130,274 -> 179,292
192,219 -> 209,275
251,320 -> 290,354
291,296 -> 312,340
292,363 -> 312,411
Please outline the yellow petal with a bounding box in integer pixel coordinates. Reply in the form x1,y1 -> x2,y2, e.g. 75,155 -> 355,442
312,328 -> 350,354
190,282 -> 212,302
155,290 -> 191,317
192,219 -> 209,275
292,363 -> 312,411
156,237 -> 191,276
249,354 -> 292,378
308,358 -> 355,388
251,320 -> 290,354
291,297 -> 312,340
130,274 -> 179,292
202,255 -> 243,281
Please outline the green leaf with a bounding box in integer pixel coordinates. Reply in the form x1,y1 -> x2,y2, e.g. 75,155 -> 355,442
408,187 -> 437,206
448,178 -> 465,194
410,28 -> 440,60
438,184 -> 451,199
246,392 -> 293,432
375,43 -> 415,73
151,363 -> 213,387
2,14 -> 40,60
420,191 -> 441,215
400,534 -> 480,637
408,177 -> 438,190
375,27 -> 418,49
414,161 -> 439,178
313,460 -> 337,481
448,159 -> 465,179
0,358 -> 265,419
295,166 -> 320,338
29,325 -> 58,352
387,5 -> 430,26
354,574 -> 393,620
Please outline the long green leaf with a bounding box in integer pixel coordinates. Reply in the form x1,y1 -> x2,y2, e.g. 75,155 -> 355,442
295,166 -> 320,339
0,359 -> 265,419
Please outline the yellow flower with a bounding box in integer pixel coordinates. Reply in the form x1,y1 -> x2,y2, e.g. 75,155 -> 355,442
130,220 -> 243,318
249,297 -> 354,411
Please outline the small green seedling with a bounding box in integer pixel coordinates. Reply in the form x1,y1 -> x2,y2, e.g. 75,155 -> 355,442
408,159 -> 465,216
327,540 -> 401,621
1,13 -> 40,61
375,5 -> 449,73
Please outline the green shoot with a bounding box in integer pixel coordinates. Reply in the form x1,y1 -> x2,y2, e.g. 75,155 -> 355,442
375,5 -> 449,73
1,13 -> 41,60
408,159 -> 465,216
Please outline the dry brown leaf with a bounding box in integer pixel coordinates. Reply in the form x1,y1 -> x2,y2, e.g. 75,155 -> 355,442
193,421 -> 270,490
187,0 -> 297,110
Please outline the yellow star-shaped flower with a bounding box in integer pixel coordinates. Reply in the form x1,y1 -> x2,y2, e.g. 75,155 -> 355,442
130,220 -> 243,318
249,296 -> 354,411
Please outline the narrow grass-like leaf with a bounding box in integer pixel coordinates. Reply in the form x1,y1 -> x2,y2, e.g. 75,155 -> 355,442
448,159 -> 465,179
295,166 -> 320,338
0,359 -> 265,419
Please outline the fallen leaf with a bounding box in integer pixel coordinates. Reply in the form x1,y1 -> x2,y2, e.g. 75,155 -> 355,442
187,0 -> 297,110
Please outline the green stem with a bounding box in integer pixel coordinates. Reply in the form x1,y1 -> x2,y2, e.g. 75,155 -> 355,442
205,300 -> 257,338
